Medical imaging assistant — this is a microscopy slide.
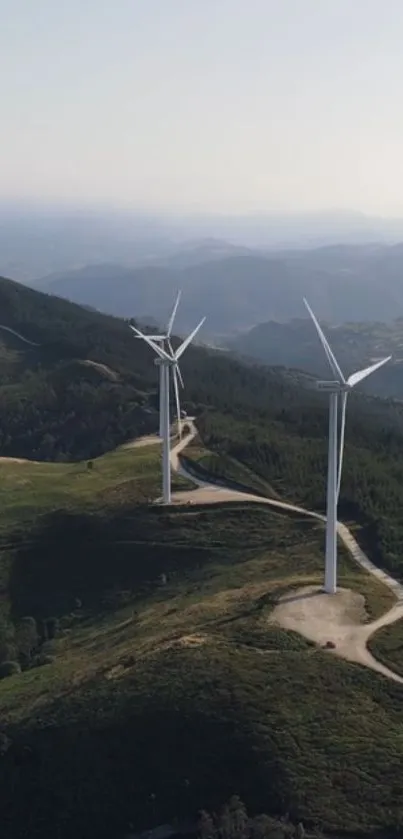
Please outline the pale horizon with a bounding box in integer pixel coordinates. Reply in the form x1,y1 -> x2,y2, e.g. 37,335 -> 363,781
2,0 -> 403,215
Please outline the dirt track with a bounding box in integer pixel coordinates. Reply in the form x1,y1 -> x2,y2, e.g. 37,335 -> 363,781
123,435 -> 161,449
271,585 -> 403,683
2,419 -> 401,680
170,422 -> 403,683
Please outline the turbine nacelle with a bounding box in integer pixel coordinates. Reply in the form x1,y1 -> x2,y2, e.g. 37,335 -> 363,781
154,356 -> 176,367
315,375 -> 384,393
316,380 -> 344,392
142,335 -> 166,342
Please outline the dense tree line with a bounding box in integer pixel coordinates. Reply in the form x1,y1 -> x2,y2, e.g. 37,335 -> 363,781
195,393 -> 403,576
197,796 -> 308,839
0,277 -> 164,458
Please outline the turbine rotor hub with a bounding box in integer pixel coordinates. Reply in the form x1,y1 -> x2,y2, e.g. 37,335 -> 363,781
154,357 -> 175,366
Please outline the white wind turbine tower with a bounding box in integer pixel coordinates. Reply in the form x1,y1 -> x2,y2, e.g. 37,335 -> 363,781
130,316 -> 206,505
303,298 -> 391,594
133,291 -> 183,438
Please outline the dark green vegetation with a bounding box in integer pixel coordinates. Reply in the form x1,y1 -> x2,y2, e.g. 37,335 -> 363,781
189,390 -> 403,580
369,619 -> 403,678
0,437 -> 189,672
230,316 -> 403,400
0,275 -> 163,460
0,437 -> 191,617
3,273 -> 403,837
0,274 -> 333,463
183,444 -> 277,497
0,501 -> 401,839
197,795 -> 316,839
0,274 -> 295,461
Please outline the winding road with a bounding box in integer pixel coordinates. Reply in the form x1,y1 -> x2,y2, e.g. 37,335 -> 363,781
0,325 -> 39,346
169,421 -> 403,683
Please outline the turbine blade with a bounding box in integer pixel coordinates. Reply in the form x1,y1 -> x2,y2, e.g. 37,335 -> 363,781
129,325 -> 165,341
173,365 -> 182,438
303,298 -> 346,383
167,338 -> 184,386
129,325 -> 170,360
141,335 -> 166,341
167,290 -> 182,337
336,391 -> 348,502
177,363 -> 185,389
174,317 -> 206,361
347,356 -> 392,388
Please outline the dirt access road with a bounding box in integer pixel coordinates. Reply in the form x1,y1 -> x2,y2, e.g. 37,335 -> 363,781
170,422 -> 403,683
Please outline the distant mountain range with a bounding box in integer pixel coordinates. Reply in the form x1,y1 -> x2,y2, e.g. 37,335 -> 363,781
31,241 -> 403,335
4,202 -> 403,280
229,316 -> 403,400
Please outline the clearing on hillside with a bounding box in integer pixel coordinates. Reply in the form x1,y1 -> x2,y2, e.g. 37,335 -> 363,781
271,584 -> 403,683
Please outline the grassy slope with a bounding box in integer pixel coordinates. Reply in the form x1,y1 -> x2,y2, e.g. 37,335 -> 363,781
0,437 -> 188,527
0,277 -> 403,836
190,424 -> 403,699
369,619 -> 403,677
190,404 -> 403,584
184,442 -> 279,497
0,492 -> 401,839
0,438 -> 191,619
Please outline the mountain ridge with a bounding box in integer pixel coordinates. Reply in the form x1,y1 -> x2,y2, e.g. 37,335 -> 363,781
229,316 -> 403,400
30,242 -> 403,335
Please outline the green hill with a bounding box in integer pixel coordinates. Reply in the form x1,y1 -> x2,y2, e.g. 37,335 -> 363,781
0,275 -> 162,459
0,499 -> 400,839
2,274 -> 403,837
229,316 -> 403,400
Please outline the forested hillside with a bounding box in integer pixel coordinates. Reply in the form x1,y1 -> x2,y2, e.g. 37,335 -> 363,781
2,272 -> 403,573
191,392 -> 403,578
3,268 -> 403,578
3,274 -> 403,838
0,275 -> 312,460
0,276 -> 163,459
229,316 -> 403,400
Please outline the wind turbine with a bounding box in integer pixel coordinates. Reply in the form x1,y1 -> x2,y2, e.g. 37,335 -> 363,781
132,291 -> 183,438
131,316 -> 206,504
303,298 -> 391,594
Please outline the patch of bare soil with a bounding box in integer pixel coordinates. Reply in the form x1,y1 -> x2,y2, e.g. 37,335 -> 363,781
80,359 -> 120,381
271,585 -> 403,684
124,435 -> 161,449
0,457 -> 30,464
104,664 -> 126,680
178,633 -> 208,647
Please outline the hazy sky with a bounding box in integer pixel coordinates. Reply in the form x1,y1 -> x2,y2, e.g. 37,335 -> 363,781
1,0 -> 403,214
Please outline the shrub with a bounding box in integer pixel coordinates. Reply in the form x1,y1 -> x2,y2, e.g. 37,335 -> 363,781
15,616 -> 38,665
45,617 -> 60,640
33,653 -> 55,667
0,661 -> 21,679
0,642 -> 17,664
